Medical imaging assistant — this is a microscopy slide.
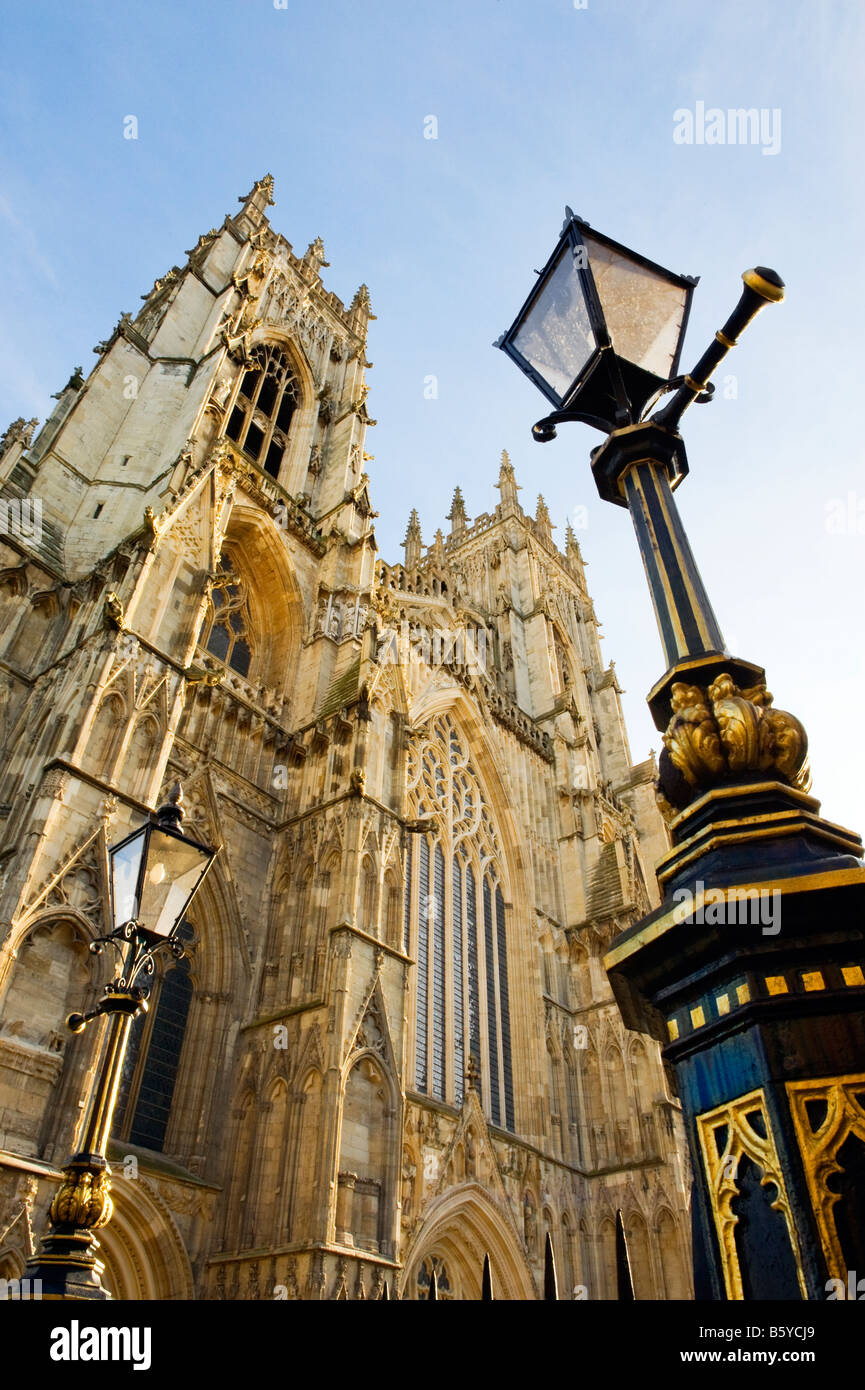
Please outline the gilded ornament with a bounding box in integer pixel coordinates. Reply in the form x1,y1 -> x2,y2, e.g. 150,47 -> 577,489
664,682 -> 724,786
49,1164 -> 113,1230
786,1073 -> 865,1285
656,671 -> 810,814
707,673 -> 770,772
696,1089 -> 806,1300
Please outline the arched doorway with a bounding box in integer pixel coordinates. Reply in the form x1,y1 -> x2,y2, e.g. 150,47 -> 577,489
403,1185 -> 536,1300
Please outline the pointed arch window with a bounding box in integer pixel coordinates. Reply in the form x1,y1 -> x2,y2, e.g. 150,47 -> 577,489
204,550 -> 253,678
404,715 -> 515,1130
225,343 -> 299,479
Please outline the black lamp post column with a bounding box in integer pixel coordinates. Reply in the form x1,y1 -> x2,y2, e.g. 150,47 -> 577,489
26,784 -> 216,1299
592,421 -> 726,671
25,987 -> 145,1299
498,219 -> 865,1301
586,266 -> 788,721
590,295 -> 865,1302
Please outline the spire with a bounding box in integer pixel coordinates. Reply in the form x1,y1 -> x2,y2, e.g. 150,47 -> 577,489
431,528 -> 445,567
234,174 -> 275,236
535,494 -> 553,537
446,485 -> 468,537
237,173 -> 275,209
565,521 -> 585,569
403,508 -> 422,569
496,449 -> 521,514
349,283 -> 376,334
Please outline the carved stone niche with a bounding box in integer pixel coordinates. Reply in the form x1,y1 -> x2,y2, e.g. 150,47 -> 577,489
335,1171 -> 358,1244
335,708 -> 353,743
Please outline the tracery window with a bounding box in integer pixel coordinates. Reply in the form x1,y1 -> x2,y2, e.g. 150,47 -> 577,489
405,715 -> 515,1130
204,550 -> 253,677
225,343 -> 299,479
417,1256 -> 454,1300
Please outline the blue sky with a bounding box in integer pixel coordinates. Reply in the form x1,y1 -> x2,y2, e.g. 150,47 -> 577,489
1,0 -> 863,829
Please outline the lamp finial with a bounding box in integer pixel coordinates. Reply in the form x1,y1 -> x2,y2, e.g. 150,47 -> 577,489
156,781 -> 185,832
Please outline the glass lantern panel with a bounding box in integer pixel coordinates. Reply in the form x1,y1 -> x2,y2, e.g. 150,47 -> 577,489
110,831 -> 147,930
511,242 -> 596,403
136,828 -> 212,939
582,233 -> 689,381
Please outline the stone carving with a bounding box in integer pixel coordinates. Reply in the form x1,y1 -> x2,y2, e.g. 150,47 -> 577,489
103,592 -> 126,631
0,418 -> 38,454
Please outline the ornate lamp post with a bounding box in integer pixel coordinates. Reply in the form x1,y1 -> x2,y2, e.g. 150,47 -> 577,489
26,784 -> 217,1299
497,212 -> 865,1301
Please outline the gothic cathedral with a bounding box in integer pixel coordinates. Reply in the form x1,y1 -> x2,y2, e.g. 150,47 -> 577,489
0,177 -> 692,1299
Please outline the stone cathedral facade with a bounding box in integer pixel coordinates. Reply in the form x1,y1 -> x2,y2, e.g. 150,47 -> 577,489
0,177 -> 693,1300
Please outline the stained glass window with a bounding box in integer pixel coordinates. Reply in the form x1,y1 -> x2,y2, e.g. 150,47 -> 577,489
405,715 -> 515,1129
415,836 -> 429,1093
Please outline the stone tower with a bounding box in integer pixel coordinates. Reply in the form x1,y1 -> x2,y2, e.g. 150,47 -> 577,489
0,177 -> 691,1300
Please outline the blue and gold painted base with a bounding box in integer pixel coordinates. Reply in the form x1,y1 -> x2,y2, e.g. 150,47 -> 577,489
606,781 -> 865,1300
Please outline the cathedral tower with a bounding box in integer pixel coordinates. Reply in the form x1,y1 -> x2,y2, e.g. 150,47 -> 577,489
0,179 -> 691,1300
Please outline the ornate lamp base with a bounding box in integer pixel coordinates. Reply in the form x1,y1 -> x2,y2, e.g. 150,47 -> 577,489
25,1153 -> 115,1300
25,1229 -> 112,1301
606,781 -> 865,1300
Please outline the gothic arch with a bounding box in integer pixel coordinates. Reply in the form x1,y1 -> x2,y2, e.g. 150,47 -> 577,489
212,500 -> 305,703
625,1209 -> 654,1299
260,1040 -> 291,1097
289,1066 -> 323,1241
224,1089 -> 257,1250
655,1204 -> 691,1299
404,1185 -> 536,1301
358,853 -> 379,937
293,1021 -> 325,1083
382,866 -> 401,950
87,691 -> 126,782
0,1246 -> 25,1280
98,1175 -> 196,1300
254,1076 -> 290,1246
247,328 -> 316,413
3,898 -> 103,976
560,1209 -> 579,1294
336,1050 -> 398,1255
235,329 -> 318,497
551,621 -> 577,695
406,686 -> 530,906
0,910 -> 102,1159
123,713 -> 162,802
597,1213 -> 618,1298
165,888 -> 228,1010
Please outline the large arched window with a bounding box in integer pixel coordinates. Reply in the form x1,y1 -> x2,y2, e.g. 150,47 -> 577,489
203,550 -> 253,678
404,715 -> 515,1130
225,343 -> 298,479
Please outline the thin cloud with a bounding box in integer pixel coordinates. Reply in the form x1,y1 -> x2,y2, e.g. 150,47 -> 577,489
0,195 -> 58,286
